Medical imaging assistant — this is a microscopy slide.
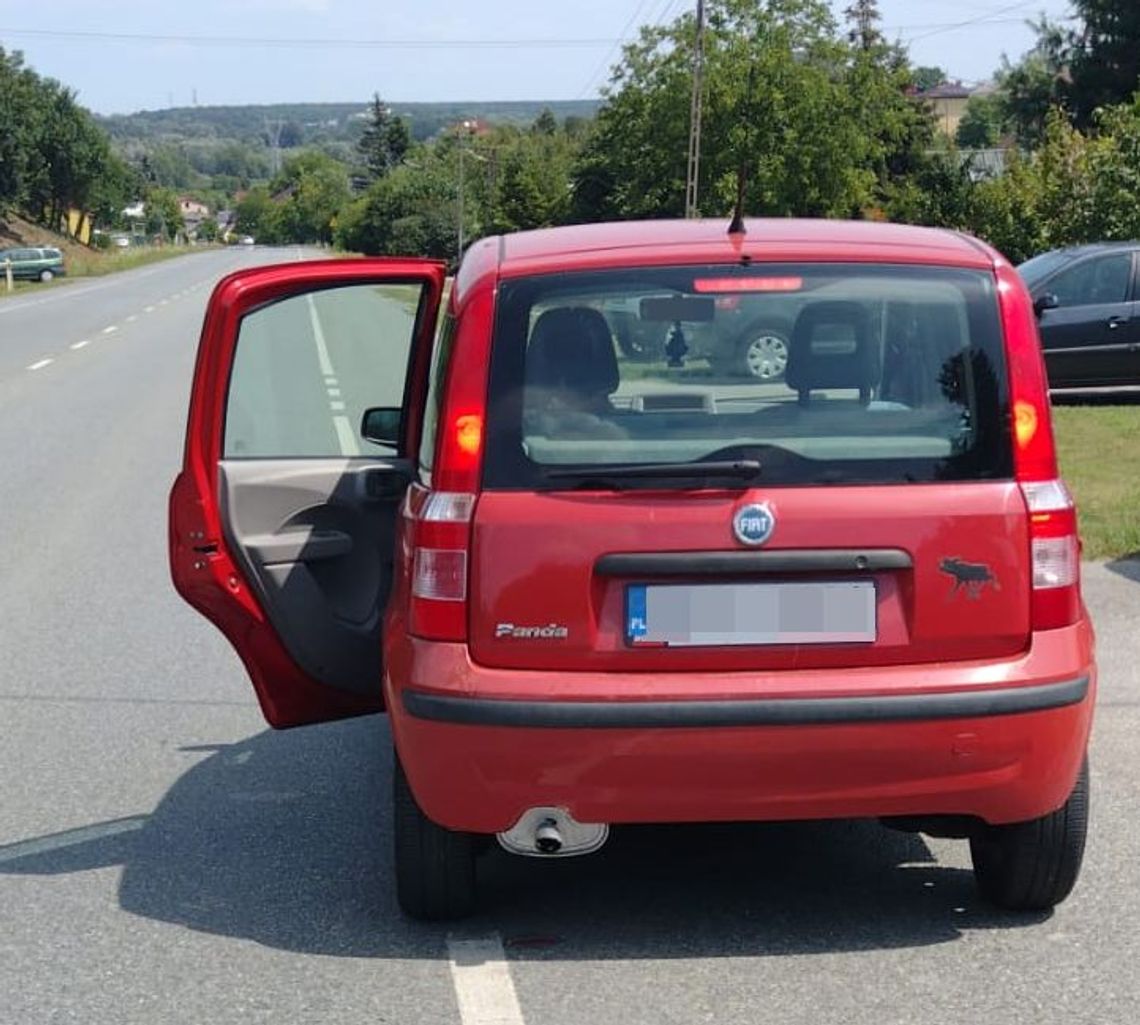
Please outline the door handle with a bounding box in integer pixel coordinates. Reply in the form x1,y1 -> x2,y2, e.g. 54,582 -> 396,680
1107,316 -> 1127,330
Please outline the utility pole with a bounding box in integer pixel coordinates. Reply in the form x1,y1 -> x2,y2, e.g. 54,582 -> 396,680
684,0 -> 706,219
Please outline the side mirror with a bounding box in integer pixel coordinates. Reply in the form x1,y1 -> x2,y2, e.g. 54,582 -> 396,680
1034,293 -> 1059,317
361,407 -> 402,447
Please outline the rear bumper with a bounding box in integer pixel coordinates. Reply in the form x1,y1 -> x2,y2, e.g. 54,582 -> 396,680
386,621 -> 1096,834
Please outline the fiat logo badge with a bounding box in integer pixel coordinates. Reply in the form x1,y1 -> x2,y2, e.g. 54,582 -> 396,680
733,503 -> 775,546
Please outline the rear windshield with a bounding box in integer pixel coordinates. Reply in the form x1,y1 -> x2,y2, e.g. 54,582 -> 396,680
483,264 -> 1011,489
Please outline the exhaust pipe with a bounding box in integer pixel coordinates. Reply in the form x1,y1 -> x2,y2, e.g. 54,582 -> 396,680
533,819 -> 563,855
497,807 -> 608,858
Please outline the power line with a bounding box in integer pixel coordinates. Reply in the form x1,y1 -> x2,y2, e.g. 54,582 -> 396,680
901,1 -> 1049,44
576,0 -> 659,99
1,27 -> 623,50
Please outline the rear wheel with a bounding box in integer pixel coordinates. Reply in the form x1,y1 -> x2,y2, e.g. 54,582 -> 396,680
735,327 -> 789,381
393,753 -> 477,921
970,760 -> 1089,911
39,269 -> 54,283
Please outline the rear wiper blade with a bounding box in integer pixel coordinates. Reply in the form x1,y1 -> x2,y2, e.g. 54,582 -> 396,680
544,459 -> 762,481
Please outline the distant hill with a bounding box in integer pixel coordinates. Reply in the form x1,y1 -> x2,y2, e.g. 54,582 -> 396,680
99,100 -> 600,147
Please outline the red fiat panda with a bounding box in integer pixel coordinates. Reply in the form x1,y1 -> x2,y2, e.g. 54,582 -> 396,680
170,219 -> 1095,920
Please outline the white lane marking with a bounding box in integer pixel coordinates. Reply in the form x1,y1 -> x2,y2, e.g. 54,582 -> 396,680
330,401 -> 346,411
324,376 -> 338,386
327,388 -> 341,397
144,305 -> 156,313
447,935 -> 526,1025
27,358 -> 54,371
126,314 -> 138,323
70,340 -> 91,350
101,325 -> 118,335
306,295 -> 336,377
158,299 -> 169,306
333,416 -> 360,456
0,816 -> 147,863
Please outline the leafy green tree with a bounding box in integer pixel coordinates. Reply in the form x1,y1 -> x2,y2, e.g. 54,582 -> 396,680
912,66 -> 948,92
336,159 -> 457,259
270,150 -> 352,243
235,186 -> 279,240
570,0 -> 935,223
956,94 -> 1005,148
144,187 -> 184,241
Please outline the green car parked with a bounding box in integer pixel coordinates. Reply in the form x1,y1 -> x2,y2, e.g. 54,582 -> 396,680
0,246 -> 67,283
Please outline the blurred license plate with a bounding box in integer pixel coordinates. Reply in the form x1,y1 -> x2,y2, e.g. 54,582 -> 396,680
626,581 -> 876,647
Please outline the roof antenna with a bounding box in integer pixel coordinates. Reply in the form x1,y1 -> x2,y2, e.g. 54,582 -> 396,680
727,46 -> 759,237
728,163 -> 747,236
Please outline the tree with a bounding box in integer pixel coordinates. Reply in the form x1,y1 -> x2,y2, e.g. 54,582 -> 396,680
357,94 -> 411,181
956,94 -> 1005,148
573,0 -> 881,222
913,66 -> 948,92
844,0 -> 882,51
270,150 -> 352,243
1063,0 -> 1140,128
998,2 -> 1140,143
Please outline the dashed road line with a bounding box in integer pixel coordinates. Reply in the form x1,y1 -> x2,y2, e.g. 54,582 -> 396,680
27,358 -> 54,371
70,340 -> 91,351
144,305 -> 156,313
327,387 -> 341,397
447,935 -> 526,1025
330,400 -> 346,411
306,295 -> 336,377
126,314 -> 138,323
101,325 -> 118,335
333,417 -> 360,456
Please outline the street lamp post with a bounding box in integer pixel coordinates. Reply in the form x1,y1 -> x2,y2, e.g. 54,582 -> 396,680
456,119 -> 478,259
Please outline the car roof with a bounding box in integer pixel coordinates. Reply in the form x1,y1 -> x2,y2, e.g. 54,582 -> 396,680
1038,241 -> 1140,260
495,218 -> 997,276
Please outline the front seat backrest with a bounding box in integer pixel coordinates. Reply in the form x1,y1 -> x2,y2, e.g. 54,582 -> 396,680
526,307 -> 620,413
785,301 -> 879,405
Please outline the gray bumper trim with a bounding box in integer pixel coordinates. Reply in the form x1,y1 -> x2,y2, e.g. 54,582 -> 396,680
402,676 -> 1089,729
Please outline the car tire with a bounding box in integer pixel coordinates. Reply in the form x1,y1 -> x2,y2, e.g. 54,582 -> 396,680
735,326 -> 790,381
969,759 -> 1089,911
393,752 -> 477,921
39,269 -> 54,282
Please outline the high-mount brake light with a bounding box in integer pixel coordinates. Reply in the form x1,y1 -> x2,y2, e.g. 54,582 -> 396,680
693,276 -> 804,293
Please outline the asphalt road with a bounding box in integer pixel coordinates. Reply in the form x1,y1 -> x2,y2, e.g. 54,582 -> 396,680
0,252 -> 1138,1024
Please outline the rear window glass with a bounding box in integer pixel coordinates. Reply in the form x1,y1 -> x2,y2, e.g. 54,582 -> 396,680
483,264 -> 1011,489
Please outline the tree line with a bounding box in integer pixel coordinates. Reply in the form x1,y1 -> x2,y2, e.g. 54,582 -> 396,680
0,47 -> 134,228
6,0 -> 1140,267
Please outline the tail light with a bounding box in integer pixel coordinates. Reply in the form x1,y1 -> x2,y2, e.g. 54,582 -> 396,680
1021,480 -> 1081,630
407,282 -> 493,641
997,264 -> 1081,631
409,490 -> 475,640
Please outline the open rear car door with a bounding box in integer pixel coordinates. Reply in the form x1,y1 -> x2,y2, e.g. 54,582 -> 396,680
170,259 -> 446,728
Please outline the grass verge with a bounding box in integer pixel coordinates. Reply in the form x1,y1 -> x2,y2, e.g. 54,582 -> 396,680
1053,404 -> 1140,561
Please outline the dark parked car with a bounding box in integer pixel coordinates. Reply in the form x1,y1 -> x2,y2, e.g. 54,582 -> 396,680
1018,242 -> 1140,388
0,246 -> 66,282
601,292 -> 801,381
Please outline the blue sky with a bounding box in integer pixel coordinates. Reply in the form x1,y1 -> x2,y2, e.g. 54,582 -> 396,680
0,0 -> 1075,114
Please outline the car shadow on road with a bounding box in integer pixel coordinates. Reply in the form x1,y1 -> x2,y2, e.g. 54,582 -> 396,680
0,716 -> 1047,959
1105,556 -> 1140,584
